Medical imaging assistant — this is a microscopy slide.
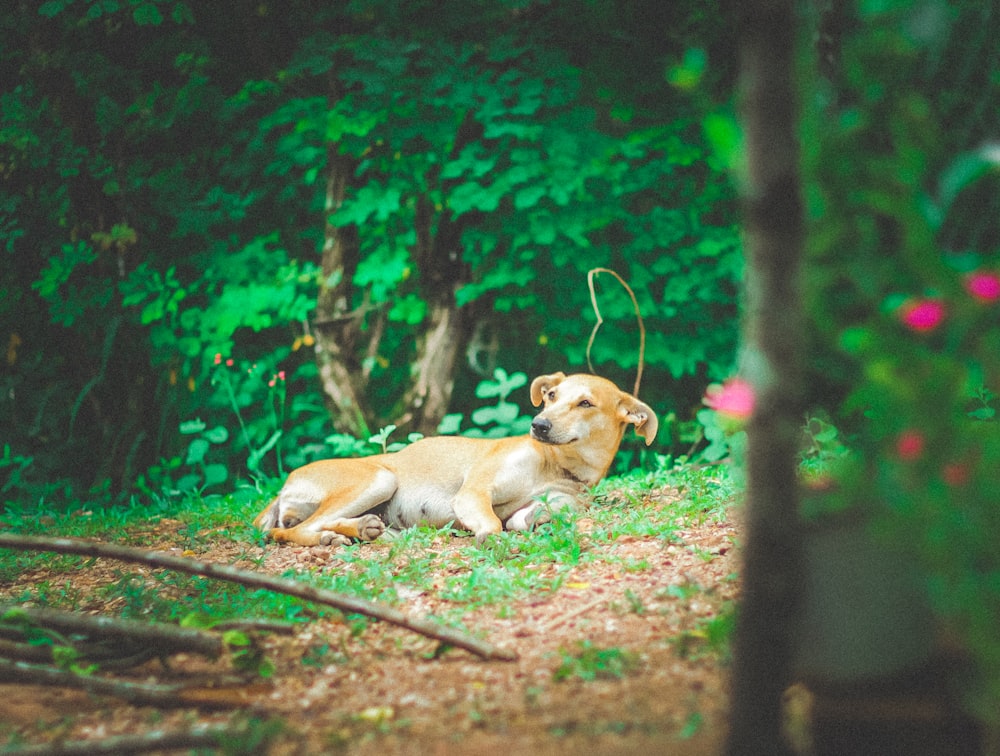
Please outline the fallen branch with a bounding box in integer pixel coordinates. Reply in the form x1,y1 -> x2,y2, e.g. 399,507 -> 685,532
0,721 -> 277,755
0,534 -> 517,661
1,604 -> 223,660
0,657 -> 266,710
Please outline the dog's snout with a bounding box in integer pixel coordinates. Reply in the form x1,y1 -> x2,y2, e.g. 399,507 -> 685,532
531,416 -> 552,439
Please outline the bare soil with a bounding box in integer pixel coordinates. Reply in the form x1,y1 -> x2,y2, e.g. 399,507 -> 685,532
0,487 -> 738,754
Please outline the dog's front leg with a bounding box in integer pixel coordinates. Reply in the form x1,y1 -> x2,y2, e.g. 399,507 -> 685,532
506,488 -> 585,531
452,491 -> 503,543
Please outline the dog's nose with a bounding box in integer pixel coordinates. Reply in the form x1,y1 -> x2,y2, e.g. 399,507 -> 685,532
531,417 -> 552,439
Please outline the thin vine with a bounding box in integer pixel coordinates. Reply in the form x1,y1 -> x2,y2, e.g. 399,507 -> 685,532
586,268 -> 646,396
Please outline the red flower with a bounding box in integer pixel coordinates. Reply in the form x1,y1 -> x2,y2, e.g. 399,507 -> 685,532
895,430 -> 925,461
965,271 -> 1000,303
942,462 -> 970,488
704,378 -> 756,421
897,299 -> 945,332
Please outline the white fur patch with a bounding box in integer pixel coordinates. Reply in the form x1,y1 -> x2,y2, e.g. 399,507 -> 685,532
275,478 -> 327,528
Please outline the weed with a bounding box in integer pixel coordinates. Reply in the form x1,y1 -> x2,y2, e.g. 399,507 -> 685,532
553,640 -> 639,682
678,709 -> 704,739
368,425 -> 424,454
623,588 -> 646,615
670,603 -> 736,661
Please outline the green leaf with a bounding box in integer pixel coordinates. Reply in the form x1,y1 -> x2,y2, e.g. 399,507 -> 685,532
438,413 -> 463,435
180,612 -> 215,629
203,426 -> 230,444
38,1 -> 69,18
132,3 -> 163,26
703,112 -> 742,172
180,419 -> 207,435
176,474 -> 201,491
177,337 -> 202,357
222,630 -> 251,647
185,438 -> 210,465
203,464 -> 228,486
938,147 -> 1000,214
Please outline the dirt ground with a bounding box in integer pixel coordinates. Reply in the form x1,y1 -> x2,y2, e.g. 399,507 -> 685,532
0,489 -> 738,754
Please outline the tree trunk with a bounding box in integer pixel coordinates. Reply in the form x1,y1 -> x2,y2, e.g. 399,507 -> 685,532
312,148 -> 474,439
726,1 -> 805,754
312,147 -> 373,438
392,193 -> 473,436
396,293 -> 469,436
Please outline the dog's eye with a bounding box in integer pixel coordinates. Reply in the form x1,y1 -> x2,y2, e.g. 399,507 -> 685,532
547,391 -> 557,401
578,400 -> 593,408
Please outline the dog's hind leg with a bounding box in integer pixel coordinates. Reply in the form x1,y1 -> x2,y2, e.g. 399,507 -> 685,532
267,466 -> 396,547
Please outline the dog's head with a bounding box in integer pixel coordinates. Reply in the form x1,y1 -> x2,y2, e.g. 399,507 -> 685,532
528,372 -> 658,448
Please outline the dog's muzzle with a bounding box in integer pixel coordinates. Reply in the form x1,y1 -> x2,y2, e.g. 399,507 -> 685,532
530,416 -> 554,442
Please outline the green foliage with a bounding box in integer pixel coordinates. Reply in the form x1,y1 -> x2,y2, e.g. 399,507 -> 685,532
2,2 -> 740,511
803,0 -> 1000,721
176,419 -> 230,491
439,368 -> 534,438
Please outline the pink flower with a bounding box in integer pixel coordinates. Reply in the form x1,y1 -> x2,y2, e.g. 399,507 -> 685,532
704,378 -> 756,421
965,271 -> 1000,303
898,298 -> 945,332
213,353 -> 222,365
942,461 -> 970,488
278,371 -> 286,381
895,429 -> 925,461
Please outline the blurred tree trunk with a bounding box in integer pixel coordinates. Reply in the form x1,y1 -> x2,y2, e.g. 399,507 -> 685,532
726,0 -> 805,754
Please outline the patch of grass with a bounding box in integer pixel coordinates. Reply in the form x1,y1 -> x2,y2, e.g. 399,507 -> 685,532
553,640 -> 640,682
670,602 -> 736,661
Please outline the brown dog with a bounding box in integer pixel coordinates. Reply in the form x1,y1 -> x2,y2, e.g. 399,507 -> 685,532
253,372 -> 657,546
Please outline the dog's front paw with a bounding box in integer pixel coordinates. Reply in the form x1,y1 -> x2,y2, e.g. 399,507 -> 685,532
356,514 -> 386,542
319,531 -> 351,547
527,507 -> 552,529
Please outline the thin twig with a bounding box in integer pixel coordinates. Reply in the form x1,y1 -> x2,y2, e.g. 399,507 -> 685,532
539,595 -> 608,633
0,534 -> 517,661
586,268 -> 646,395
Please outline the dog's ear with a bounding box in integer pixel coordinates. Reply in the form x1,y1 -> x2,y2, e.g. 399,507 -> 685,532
619,396 -> 658,446
530,372 -> 567,406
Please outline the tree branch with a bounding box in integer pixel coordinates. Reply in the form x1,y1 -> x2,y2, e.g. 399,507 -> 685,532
1,604 -> 223,661
0,657 -> 265,710
0,534 -> 518,661
0,721 -> 274,755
